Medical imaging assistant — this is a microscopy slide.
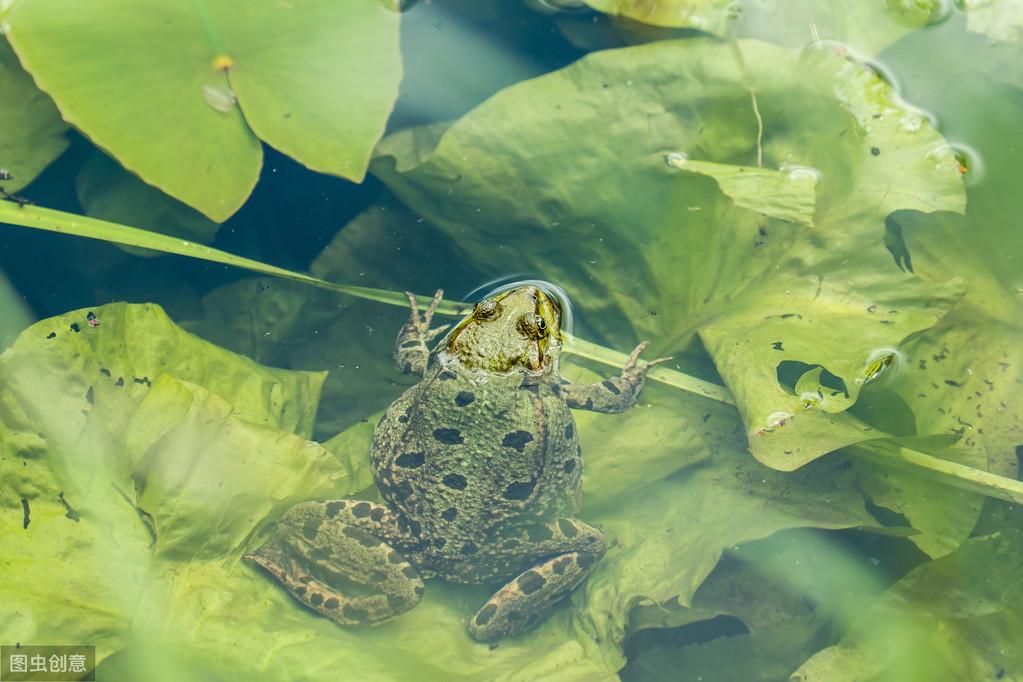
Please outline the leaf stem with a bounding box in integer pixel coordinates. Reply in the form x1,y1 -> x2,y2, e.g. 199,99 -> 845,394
2,201 -> 1020,506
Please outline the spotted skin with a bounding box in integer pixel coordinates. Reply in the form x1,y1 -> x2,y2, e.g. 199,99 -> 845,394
244,501 -> 424,625
247,287 -> 667,641
469,546 -> 604,641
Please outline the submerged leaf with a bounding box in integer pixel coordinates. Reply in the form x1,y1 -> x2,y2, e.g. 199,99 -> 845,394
76,152 -> 222,253
793,532 -> 1023,681
0,38 -> 68,193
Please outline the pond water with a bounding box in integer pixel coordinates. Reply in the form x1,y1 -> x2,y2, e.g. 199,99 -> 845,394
0,1 -> 1021,681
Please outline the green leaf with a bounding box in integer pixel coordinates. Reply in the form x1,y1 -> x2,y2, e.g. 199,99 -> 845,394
582,0 -> 737,32
4,187 -> 1020,510
0,38 -> 68,193
76,152 -> 222,253
0,269 -> 33,350
624,528 -> 897,682
127,376 -> 345,559
4,0 -> 401,220
187,198 -> 482,436
849,69 -> 1023,557
577,440 -> 879,670
0,302 -> 340,660
959,0 -> 1023,43
372,38 -> 965,469
670,156 -> 818,226
792,532 -> 1023,681
734,0 -> 946,55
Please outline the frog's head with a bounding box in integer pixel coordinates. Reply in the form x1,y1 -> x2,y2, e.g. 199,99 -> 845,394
446,285 -> 562,373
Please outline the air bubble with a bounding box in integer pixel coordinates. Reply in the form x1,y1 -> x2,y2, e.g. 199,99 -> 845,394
899,115 -> 923,132
202,84 -> 236,113
780,163 -> 822,186
664,152 -> 689,170
897,105 -> 940,134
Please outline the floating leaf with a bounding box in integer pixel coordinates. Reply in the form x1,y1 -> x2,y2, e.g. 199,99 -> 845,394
4,0 -> 401,220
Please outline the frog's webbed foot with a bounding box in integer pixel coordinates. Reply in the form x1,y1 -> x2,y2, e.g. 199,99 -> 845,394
244,500 -> 424,626
394,289 -> 451,376
560,341 -> 671,413
468,519 -> 607,642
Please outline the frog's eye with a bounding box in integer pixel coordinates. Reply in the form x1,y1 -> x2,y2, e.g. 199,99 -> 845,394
475,299 -> 498,318
517,313 -> 545,339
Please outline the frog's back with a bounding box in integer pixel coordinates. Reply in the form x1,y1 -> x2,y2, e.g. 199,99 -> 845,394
371,365 -> 581,574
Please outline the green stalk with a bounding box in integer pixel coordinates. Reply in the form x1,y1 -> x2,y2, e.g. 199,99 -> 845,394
3,201 -> 1021,505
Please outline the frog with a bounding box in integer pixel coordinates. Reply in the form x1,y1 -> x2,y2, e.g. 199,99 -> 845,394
245,285 -> 668,641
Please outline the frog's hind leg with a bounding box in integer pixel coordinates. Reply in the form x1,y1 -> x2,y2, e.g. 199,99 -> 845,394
468,519 -> 607,642
244,500 -> 424,626
468,550 -> 602,642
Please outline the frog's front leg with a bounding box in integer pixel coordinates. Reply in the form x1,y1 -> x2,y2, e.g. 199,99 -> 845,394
394,289 -> 450,376
468,518 -> 607,642
244,500 -> 424,626
560,341 -> 671,413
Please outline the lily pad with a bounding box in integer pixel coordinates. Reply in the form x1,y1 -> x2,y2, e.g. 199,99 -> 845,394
577,440 -> 879,670
4,0 -> 401,220
0,38 -> 68,193
372,38 -> 965,469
